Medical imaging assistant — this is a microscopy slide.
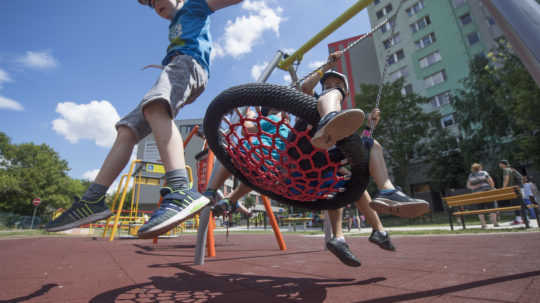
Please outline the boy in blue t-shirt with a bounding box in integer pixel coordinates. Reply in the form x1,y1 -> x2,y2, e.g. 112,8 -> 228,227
46,0 -> 244,239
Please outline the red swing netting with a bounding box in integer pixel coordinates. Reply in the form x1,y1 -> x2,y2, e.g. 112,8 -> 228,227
220,109 -> 349,202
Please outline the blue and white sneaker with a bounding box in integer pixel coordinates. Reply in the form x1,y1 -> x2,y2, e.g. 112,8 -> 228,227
137,187 -> 210,239
370,189 -> 430,218
46,196 -> 112,232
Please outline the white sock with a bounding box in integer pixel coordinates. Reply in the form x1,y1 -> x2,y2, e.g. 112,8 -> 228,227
335,236 -> 346,243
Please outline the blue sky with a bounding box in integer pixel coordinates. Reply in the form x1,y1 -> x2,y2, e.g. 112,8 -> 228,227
0,0 -> 371,187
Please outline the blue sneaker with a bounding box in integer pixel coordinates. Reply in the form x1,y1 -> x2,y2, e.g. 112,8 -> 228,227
137,187 -> 210,239
370,189 -> 430,218
46,196 -> 112,232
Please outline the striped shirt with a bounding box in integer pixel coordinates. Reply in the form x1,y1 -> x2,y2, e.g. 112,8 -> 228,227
468,170 -> 492,192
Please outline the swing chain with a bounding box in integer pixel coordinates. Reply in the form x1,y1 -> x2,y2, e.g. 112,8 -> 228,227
369,0 -> 403,137
289,0 -> 404,137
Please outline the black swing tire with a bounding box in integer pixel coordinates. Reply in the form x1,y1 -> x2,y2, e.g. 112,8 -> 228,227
204,83 -> 369,210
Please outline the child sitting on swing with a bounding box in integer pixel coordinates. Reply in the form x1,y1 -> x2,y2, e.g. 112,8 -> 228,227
302,50 -> 430,218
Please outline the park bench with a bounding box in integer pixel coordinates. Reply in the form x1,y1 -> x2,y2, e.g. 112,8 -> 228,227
280,217 -> 313,232
443,186 -> 539,230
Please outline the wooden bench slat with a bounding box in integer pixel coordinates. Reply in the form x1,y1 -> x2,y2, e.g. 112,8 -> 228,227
452,206 -> 522,216
446,193 -> 518,207
443,187 -> 519,203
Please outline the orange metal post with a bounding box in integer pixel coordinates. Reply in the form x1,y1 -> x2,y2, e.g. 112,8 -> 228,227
262,195 -> 287,251
205,149 -> 216,257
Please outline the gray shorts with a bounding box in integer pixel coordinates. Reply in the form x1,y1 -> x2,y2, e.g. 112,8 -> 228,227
116,54 -> 208,141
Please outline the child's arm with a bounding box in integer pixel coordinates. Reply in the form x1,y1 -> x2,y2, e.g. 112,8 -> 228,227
300,51 -> 343,95
207,0 -> 243,11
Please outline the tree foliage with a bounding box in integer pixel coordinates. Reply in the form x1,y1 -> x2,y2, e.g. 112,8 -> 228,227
453,40 -> 540,171
355,80 -> 437,192
0,132 -> 89,216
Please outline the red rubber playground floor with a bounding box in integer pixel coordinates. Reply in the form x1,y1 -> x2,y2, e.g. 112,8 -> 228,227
1,232 -> 540,303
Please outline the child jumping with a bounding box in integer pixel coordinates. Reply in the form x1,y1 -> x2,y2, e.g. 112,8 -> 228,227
46,0 -> 244,239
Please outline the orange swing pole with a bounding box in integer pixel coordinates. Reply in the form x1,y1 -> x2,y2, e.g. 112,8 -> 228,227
262,195 -> 287,251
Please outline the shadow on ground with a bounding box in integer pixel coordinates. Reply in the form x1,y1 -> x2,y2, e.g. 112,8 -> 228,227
88,262 -> 385,303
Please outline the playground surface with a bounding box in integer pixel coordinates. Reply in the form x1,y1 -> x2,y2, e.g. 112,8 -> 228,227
1,232 -> 539,303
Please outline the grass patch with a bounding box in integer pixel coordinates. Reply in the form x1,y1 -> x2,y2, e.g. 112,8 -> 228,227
0,229 -> 51,238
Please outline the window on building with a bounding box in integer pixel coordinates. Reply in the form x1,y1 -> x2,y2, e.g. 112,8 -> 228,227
374,0 -> 381,5
441,114 -> 455,128
376,4 -> 393,19
401,84 -> 414,96
430,91 -> 451,108
424,70 -> 446,88
415,32 -> 436,49
380,16 -> 396,33
467,32 -> 480,45
406,1 -> 424,17
410,15 -> 431,33
390,66 -> 409,82
382,33 -> 400,49
486,16 -> 496,26
460,13 -> 472,25
453,0 -> 466,8
387,49 -> 405,65
419,51 -> 442,69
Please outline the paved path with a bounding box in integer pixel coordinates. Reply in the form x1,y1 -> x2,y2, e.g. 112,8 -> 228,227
1,232 -> 539,302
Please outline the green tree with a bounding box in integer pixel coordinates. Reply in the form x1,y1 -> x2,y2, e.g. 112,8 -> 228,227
0,132 -> 87,215
355,80 -> 436,192
453,40 -> 540,170
243,195 -> 256,210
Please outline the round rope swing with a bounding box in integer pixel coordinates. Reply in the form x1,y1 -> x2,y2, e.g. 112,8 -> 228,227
203,2 -> 403,210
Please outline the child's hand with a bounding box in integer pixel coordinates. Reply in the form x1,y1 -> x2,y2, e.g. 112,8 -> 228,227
367,108 -> 381,127
327,51 -> 343,69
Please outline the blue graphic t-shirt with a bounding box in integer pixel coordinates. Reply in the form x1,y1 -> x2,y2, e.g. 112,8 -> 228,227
244,115 -> 291,162
161,0 -> 214,74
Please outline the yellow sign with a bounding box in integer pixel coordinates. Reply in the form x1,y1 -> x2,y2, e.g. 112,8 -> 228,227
146,163 -> 165,174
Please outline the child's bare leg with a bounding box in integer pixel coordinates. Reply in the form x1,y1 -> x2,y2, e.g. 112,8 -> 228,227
137,101 -> 211,239
228,183 -> 252,202
94,126 -> 138,187
355,191 -> 384,231
143,102 -> 185,172
328,208 -> 344,238
207,161 -> 232,191
317,90 -> 342,117
312,90 -> 364,150
369,139 -> 395,191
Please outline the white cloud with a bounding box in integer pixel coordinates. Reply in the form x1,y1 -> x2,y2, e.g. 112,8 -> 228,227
282,48 -> 296,56
19,51 -> 58,69
52,100 -> 120,147
251,61 -> 268,80
283,75 -> 291,83
82,169 -> 100,181
309,60 -> 327,70
0,96 -> 24,111
0,69 -> 12,88
213,0 -> 284,59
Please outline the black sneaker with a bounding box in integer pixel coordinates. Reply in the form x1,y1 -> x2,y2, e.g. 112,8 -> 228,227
311,109 -> 365,150
137,187 -> 210,239
46,196 -> 112,232
212,198 -> 232,216
326,238 -> 361,267
369,230 -> 396,251
370,189 -> 430,218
